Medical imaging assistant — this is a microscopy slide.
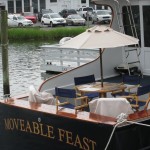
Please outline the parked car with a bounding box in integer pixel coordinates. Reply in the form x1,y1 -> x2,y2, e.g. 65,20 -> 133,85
23,12 -> 37,23
92,9 -> 112,24
78,7 -> 94,20
59,9 -> 77,18
66,14 -> 86,26
41,13 -> 66,27
8,14 -> 33,27
38,9 -> 53,21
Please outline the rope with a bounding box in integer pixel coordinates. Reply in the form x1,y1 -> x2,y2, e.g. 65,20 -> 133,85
104,113 -> 150,150
104,113 -> 127,150
127,120 -> 150,127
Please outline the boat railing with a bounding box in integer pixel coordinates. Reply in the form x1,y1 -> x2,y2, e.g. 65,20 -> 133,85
39,45 -> 99,72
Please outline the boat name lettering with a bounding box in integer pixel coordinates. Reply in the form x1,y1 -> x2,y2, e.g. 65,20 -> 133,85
4,118 -> 97,150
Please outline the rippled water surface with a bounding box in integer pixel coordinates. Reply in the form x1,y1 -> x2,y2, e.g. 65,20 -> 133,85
0,43 -> 54,97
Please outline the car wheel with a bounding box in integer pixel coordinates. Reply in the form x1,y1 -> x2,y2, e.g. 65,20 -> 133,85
50,22 -> 53,27
71,21 -> 74,26
18,23 -> 23,27
107,20 -> 111,24
83,14 -> 86,20
41,21 -> 44,26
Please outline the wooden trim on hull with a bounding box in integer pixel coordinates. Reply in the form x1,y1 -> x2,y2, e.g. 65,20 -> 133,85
0,99 -> 116,125
1,98 -> 150,125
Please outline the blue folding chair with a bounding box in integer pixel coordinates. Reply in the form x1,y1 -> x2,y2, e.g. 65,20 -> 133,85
122,84 -> 150,111
74,74 -> 99,99
74,74 -> 96,85
111,74 -> 141,97
55,87 -> 88,114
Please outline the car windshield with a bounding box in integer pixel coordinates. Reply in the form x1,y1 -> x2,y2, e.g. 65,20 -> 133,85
50,14 -> 61,18
83,7 -> 93,12
42,9 -> 53,14
97,10 -> 110,15
17,16 -> 26,20
71,15 -> 82,19
24,12 -> 34,16
68,10 -> 77,14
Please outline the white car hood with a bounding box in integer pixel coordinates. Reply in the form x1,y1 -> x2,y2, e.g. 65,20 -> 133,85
53,18 -> 65,21
97,14 -> 111,18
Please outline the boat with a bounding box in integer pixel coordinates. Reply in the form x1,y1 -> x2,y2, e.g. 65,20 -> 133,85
1,0 -> 150,149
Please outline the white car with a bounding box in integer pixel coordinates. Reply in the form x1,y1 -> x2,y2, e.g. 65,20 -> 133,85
41,13 -> 66,27
92,10 -> 112,24
8,14 -> 33,27
78,7 -> 94,20
66,14 -> 86,26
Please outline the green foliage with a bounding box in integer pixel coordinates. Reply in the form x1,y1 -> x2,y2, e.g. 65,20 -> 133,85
2,27 -> 87,42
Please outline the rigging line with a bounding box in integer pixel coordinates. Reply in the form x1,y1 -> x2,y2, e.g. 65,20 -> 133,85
126,120 -> 150,127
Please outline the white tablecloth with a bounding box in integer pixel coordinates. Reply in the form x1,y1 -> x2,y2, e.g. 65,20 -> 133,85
89,98 -> 133,118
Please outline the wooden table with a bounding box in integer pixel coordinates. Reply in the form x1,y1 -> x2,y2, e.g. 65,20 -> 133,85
76,82 -> 126,98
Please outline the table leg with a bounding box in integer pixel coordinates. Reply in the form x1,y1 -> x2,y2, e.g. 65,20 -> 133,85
100,92 -> 106,98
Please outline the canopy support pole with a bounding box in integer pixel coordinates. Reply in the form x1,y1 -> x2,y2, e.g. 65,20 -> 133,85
99,48 -> 103,87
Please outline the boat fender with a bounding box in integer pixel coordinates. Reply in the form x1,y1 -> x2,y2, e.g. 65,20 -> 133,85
59,37 -> 72,44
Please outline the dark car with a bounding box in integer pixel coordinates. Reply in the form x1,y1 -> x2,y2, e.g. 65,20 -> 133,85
59,9 -> 77,18
38,9 -> 53,21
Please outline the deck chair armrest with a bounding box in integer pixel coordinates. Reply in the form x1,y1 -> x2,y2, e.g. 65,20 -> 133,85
75,96 -> 88,100
57,101 -> 70,106
76,93 -> 82,97
75,96 -> 88,106
121,95 -> 136,99
75,104 -> 89,110
111,89 -> 124,95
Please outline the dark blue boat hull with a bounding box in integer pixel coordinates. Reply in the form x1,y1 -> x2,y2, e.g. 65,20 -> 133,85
0,103 -> 150,150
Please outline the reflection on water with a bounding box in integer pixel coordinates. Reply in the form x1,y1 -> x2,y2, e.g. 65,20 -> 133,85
0,43 -> 55,97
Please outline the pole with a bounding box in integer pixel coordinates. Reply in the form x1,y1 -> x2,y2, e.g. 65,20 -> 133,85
1,10 -> 10,95
99,48 -> 103,87
86,11 -> 89,28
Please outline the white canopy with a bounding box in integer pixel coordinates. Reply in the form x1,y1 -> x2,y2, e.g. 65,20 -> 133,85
60,25 -> 139,49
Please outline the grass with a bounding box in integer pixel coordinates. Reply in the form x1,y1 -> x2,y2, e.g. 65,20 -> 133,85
4,27 -> 87,42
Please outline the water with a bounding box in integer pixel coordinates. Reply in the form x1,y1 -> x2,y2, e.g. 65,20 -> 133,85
0,42 -> 54,97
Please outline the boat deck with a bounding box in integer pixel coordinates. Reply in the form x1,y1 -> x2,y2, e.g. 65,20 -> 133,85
2,97 -> 150,127
1,75 -> 150,126
104,75 -> 150,86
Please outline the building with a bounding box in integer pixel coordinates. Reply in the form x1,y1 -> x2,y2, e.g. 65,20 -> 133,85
0,0 -> 90,14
